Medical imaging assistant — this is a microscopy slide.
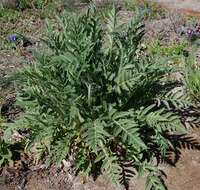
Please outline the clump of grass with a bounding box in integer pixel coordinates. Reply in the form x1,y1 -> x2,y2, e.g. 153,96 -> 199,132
146,39 -> 189,66
184,52 -> 200,101
0,8 -> 21,22
19,0 -> 46,9
148,39 -> 189,57
125,0 -> 166,20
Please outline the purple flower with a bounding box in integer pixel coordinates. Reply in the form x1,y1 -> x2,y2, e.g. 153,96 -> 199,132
8,35 -> 17,42
195,26 -> 200,35
186,29 -> 195,38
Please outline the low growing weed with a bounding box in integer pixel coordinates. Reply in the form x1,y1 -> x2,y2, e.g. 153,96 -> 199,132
147,39 -> 189,66
0,8 -> 21,22
148,39 -> 189,57
125,0 -> 166,20
19,0 -> 47,9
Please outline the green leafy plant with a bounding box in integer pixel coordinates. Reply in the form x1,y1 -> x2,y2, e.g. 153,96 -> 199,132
6,7 -> 191,189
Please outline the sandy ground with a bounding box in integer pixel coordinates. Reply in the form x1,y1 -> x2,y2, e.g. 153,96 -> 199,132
150,0 -> 200,17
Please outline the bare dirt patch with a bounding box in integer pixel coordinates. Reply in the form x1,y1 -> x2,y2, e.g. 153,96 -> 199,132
150,0 -> 200,17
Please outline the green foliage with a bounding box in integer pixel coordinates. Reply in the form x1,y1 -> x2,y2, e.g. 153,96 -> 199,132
0,139 -> 12,166
18,0 -> 29,9
19,0 -> 46,9
148,39 -> 188,57
184,52 -> 200,101
186,70 -> 200,100
6,7 -> 191,189
33,0 -> 45,9
147,39 -> 189,67
146,172 -> 166,190
125,0 -> 166,20
0,8 -> 20,22
0,118 -> 12,167
0,136 -> 25,167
